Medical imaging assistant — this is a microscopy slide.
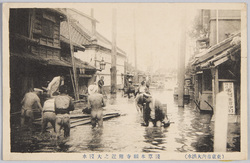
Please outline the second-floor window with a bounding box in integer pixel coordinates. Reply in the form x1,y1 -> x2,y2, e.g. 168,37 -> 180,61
41,12 -> 56,39
42,19 -> 54,38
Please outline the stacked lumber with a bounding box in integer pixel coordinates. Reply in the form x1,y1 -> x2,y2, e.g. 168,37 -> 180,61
33,113 -> 120,128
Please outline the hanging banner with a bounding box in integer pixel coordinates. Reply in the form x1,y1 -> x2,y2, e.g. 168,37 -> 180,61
223,82 -> 235,114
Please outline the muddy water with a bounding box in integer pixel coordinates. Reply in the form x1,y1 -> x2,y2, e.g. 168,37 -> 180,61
11,90 -> 240,153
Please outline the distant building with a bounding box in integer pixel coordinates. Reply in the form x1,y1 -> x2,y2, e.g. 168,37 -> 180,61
63,9 -> 127,91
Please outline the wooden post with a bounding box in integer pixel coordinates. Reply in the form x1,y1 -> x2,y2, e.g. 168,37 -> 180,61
66,9 -> 79,100
211,67 -> 219,113
28,9 -> 35,39
69,69 -> 76,95
110,9 -> 117,95
177,12 -> 186,107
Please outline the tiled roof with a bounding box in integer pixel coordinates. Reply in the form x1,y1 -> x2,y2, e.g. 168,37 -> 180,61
10,52 -> 46,63
60,9 -> 127,58
10,52 -> 72,67
45,58 -> 72,67
60,21 -> 92,49
10,52 -> 95,70
62,56 -> 96,70
74,57 -> 96,70
95,32 -> 126,57
192,32 -> 241,66
200,44 -> 240,69
60,35 -> 85,51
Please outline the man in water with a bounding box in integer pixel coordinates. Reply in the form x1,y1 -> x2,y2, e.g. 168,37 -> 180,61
21,88 -> 42,130
87,85 -> 106,128
41,97 -> 56,134
136,91 -> 170,127
54,85 -> 74,139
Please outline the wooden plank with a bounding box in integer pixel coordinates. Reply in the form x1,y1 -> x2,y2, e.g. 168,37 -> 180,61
218,79 -> 237,82
33,113 -> 120,128
213,56 -> 228,67
199,42 -> 231,63
71,117 -> 90,124
70,113 -> 120,128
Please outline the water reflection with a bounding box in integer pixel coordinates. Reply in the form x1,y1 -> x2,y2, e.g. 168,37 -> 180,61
88,128 -> 104,151
12,90 -> 240,153
143,127 -> 166,152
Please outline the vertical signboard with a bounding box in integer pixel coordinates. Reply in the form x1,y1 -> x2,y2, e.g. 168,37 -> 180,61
223,82 -> 235,114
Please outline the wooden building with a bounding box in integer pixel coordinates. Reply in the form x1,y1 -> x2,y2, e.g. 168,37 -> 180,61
192,33 -> 241,116
190,10 -> 241,120
9,8 -> 95,113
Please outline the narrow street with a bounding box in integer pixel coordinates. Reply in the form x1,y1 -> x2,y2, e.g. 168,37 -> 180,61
11,89 -> 240,153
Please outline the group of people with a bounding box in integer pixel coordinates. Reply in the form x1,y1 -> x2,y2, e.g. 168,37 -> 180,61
21,84 -> 75,140
20,75 -> 107,140
20,74 -> 169,142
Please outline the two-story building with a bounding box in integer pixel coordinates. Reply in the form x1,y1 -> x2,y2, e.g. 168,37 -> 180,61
9,8 -> 95,113
190,10 -> 241,122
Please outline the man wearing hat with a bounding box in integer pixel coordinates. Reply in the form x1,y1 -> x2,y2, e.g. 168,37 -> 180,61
135,91 -> 152,126
136,91 -> 170,127
87,85 -> 106,128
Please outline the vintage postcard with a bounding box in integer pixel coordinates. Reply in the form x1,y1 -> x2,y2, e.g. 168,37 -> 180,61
2,2 -> 248,160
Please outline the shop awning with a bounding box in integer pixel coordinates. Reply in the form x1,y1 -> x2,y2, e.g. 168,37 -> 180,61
45,58 -> 72,67
74,57 -> 96,71
10,52 -> 47,64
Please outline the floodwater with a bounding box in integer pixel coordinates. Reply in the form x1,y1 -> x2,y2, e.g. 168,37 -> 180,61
11,89 -> 240,153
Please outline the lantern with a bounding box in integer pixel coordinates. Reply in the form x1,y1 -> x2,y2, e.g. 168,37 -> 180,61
99,57 -> 106,70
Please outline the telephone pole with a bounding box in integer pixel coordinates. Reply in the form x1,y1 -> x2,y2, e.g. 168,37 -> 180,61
178,11 -> 186,107
66,8 -> 79,100
133,11 -> 138,83
110,9 -> 117,95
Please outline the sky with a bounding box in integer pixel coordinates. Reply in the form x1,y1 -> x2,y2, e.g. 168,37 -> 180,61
73,3 -> 198,72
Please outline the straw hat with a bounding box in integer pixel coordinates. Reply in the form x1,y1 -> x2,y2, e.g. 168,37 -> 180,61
88,85 -> 98,95
143,92 -> 152,98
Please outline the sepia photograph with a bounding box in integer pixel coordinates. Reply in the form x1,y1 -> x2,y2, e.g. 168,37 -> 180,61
2,2 -> 248,160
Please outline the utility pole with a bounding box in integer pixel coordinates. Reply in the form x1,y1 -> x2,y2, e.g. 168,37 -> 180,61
91,8 -> 98,84
177,11 -> 186,107
66,8 -> 79,100
110,9 -> 117,95
216,10 -> 219,44
91,8 -> 97,68
133,11 -> 138,83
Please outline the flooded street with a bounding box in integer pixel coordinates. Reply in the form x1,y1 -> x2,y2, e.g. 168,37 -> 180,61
67,89 -> 215,153
11,89 -> 240,153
